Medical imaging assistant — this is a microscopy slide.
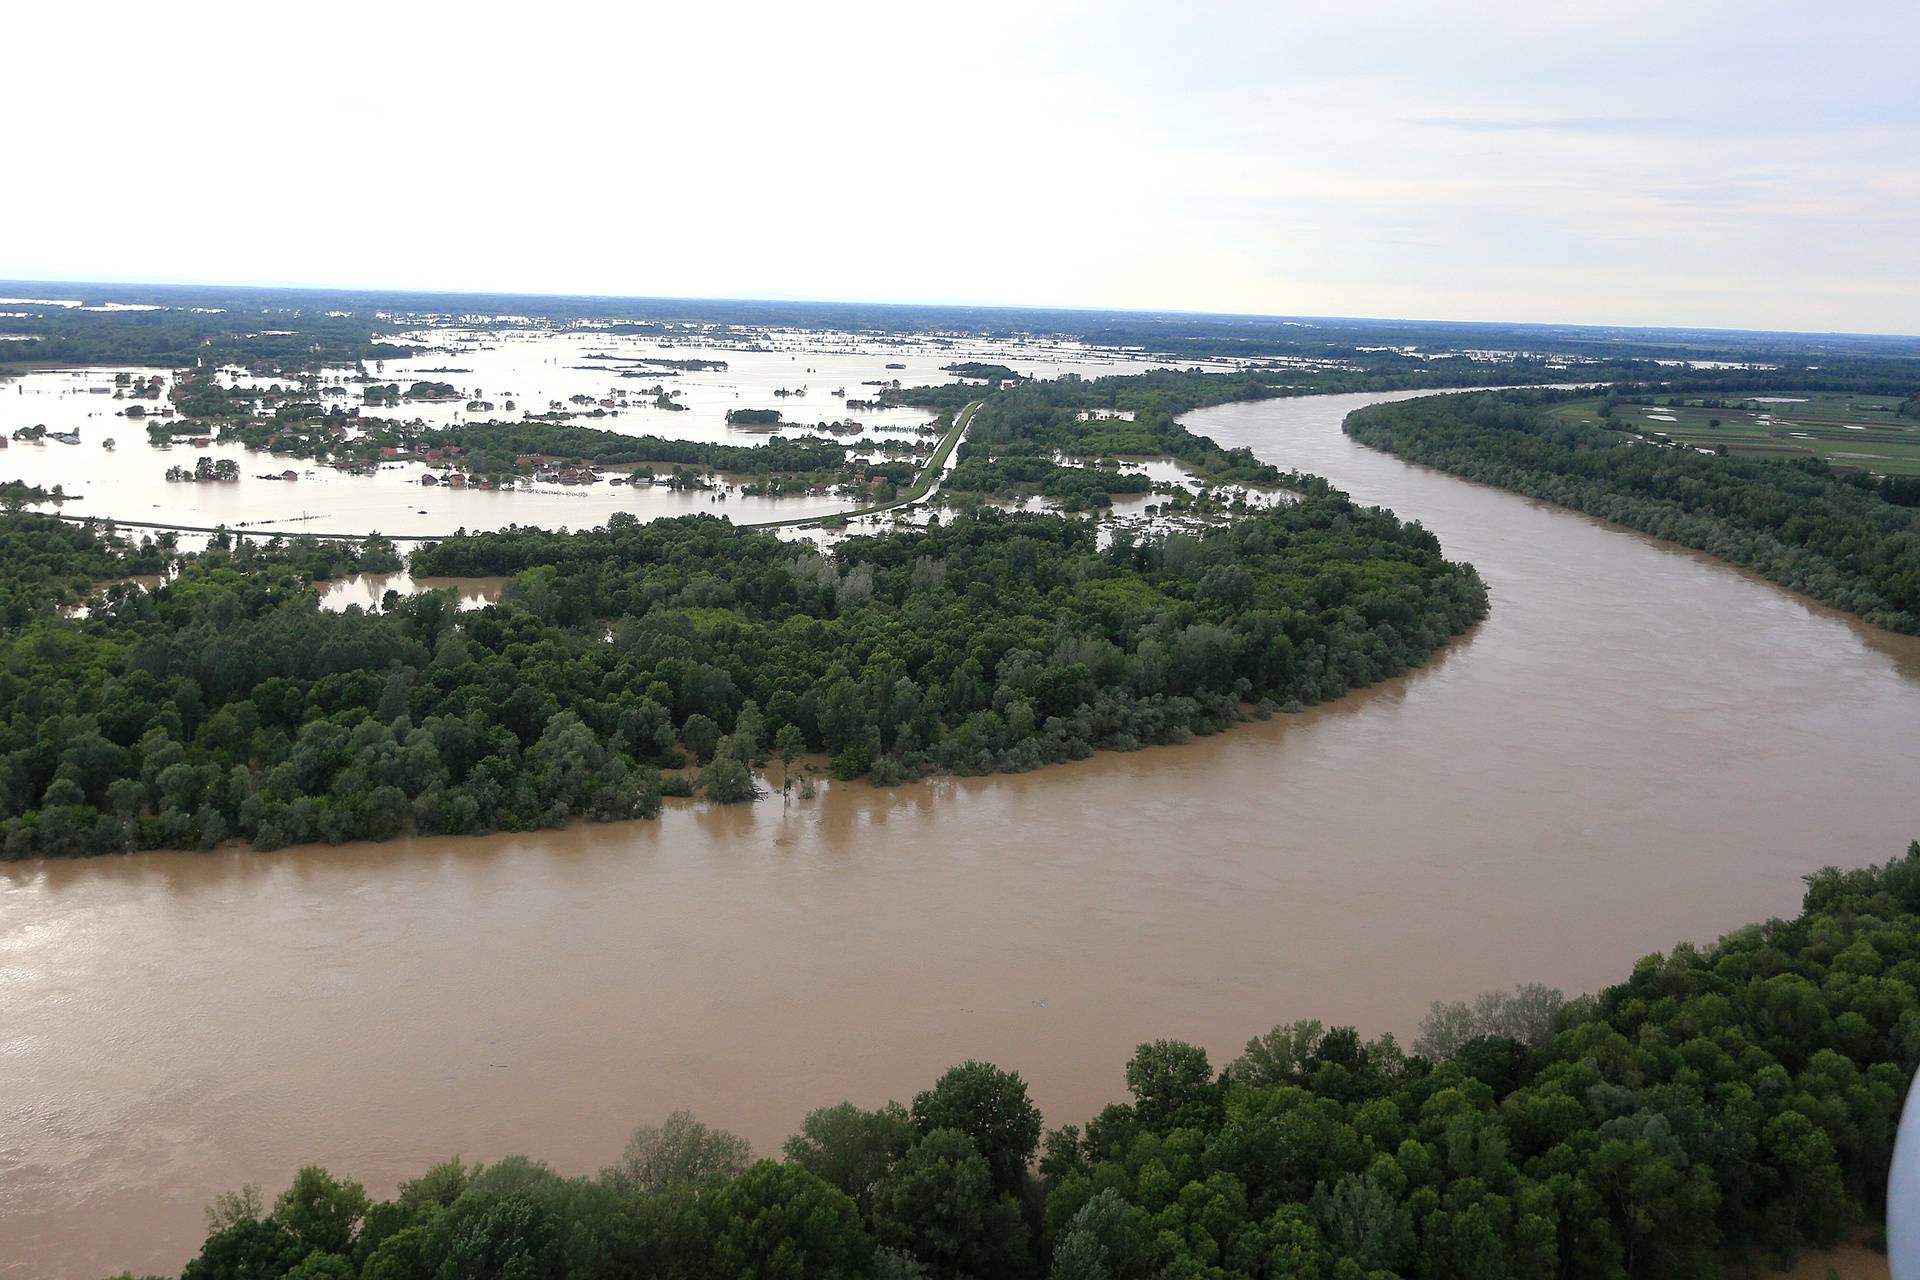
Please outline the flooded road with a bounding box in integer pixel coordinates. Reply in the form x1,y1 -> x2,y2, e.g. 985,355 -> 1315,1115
4,390 -> 1918,1278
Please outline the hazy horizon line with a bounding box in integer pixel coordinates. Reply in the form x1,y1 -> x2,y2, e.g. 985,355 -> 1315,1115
2,270 -> 1917,345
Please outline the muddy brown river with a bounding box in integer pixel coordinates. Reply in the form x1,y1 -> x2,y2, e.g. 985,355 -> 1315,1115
4,390 -> 1918,1278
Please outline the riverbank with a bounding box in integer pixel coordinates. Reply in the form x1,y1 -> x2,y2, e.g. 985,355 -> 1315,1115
1343,389 -> 1920,633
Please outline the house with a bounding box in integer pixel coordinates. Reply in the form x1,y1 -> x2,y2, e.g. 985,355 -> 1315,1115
420,473 -> 440,486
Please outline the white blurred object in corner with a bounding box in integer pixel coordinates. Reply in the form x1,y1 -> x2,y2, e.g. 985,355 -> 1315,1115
1893,1067 -> 1918,1280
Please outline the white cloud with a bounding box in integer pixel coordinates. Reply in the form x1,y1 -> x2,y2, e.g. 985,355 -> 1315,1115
2,0 -> 1914,332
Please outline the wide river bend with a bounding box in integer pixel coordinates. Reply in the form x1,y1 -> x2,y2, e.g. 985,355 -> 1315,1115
3,390 -> 1917,1278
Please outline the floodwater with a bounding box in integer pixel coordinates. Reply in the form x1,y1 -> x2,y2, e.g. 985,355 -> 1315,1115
0,362 -> 865,538
0,326 -> 1230,540
317,573 -> 506,613
4,390 -> 1919,1278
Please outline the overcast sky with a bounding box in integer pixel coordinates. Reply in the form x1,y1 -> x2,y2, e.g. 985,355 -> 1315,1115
5,1 -> 1916,333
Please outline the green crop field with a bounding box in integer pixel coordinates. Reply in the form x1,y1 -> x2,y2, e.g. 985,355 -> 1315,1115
1550,391 -> 1920,474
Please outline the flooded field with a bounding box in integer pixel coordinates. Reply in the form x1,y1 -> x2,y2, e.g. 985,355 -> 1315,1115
316,573 -> 506,612
0,326 -> 1239,539
3,390 -> 1917,1278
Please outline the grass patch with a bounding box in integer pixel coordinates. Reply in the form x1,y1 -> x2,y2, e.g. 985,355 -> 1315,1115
1550,391 -> 1920,474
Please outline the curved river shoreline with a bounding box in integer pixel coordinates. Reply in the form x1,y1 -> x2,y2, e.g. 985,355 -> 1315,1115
4,390 -> 1918,1279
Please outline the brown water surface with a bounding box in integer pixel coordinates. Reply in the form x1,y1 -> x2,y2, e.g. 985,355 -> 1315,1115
4,390 -> 1918,1278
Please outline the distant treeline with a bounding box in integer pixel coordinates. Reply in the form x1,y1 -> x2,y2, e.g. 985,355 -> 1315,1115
134,841 -> 1920,1280
0,301 -> 409,376
10,279 -> 1920,370
1603,368 -> 1920,398
1345,389 -> 1920,632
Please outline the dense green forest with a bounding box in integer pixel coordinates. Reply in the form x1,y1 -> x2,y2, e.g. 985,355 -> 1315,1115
114,841 -> 1920,1280
1345,390 -> 1920,633
0,484 -> 1483,856
0,515 -> 172,626
941,454 -> 1155,511
0,300 -> 409,375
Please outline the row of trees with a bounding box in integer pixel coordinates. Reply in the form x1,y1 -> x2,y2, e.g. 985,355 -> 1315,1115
134,841 -> 1920,1280
206,415 -> 858,480
1345,389 -> 1920,633
0,300 -> 409,378
13,279 -> 1920,384
165,458 -> 241,483
363,381 -> 459,404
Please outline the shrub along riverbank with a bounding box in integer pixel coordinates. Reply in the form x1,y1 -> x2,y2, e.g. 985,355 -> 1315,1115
1344,389 -> 1920,633
128,841 -> 1920,1280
